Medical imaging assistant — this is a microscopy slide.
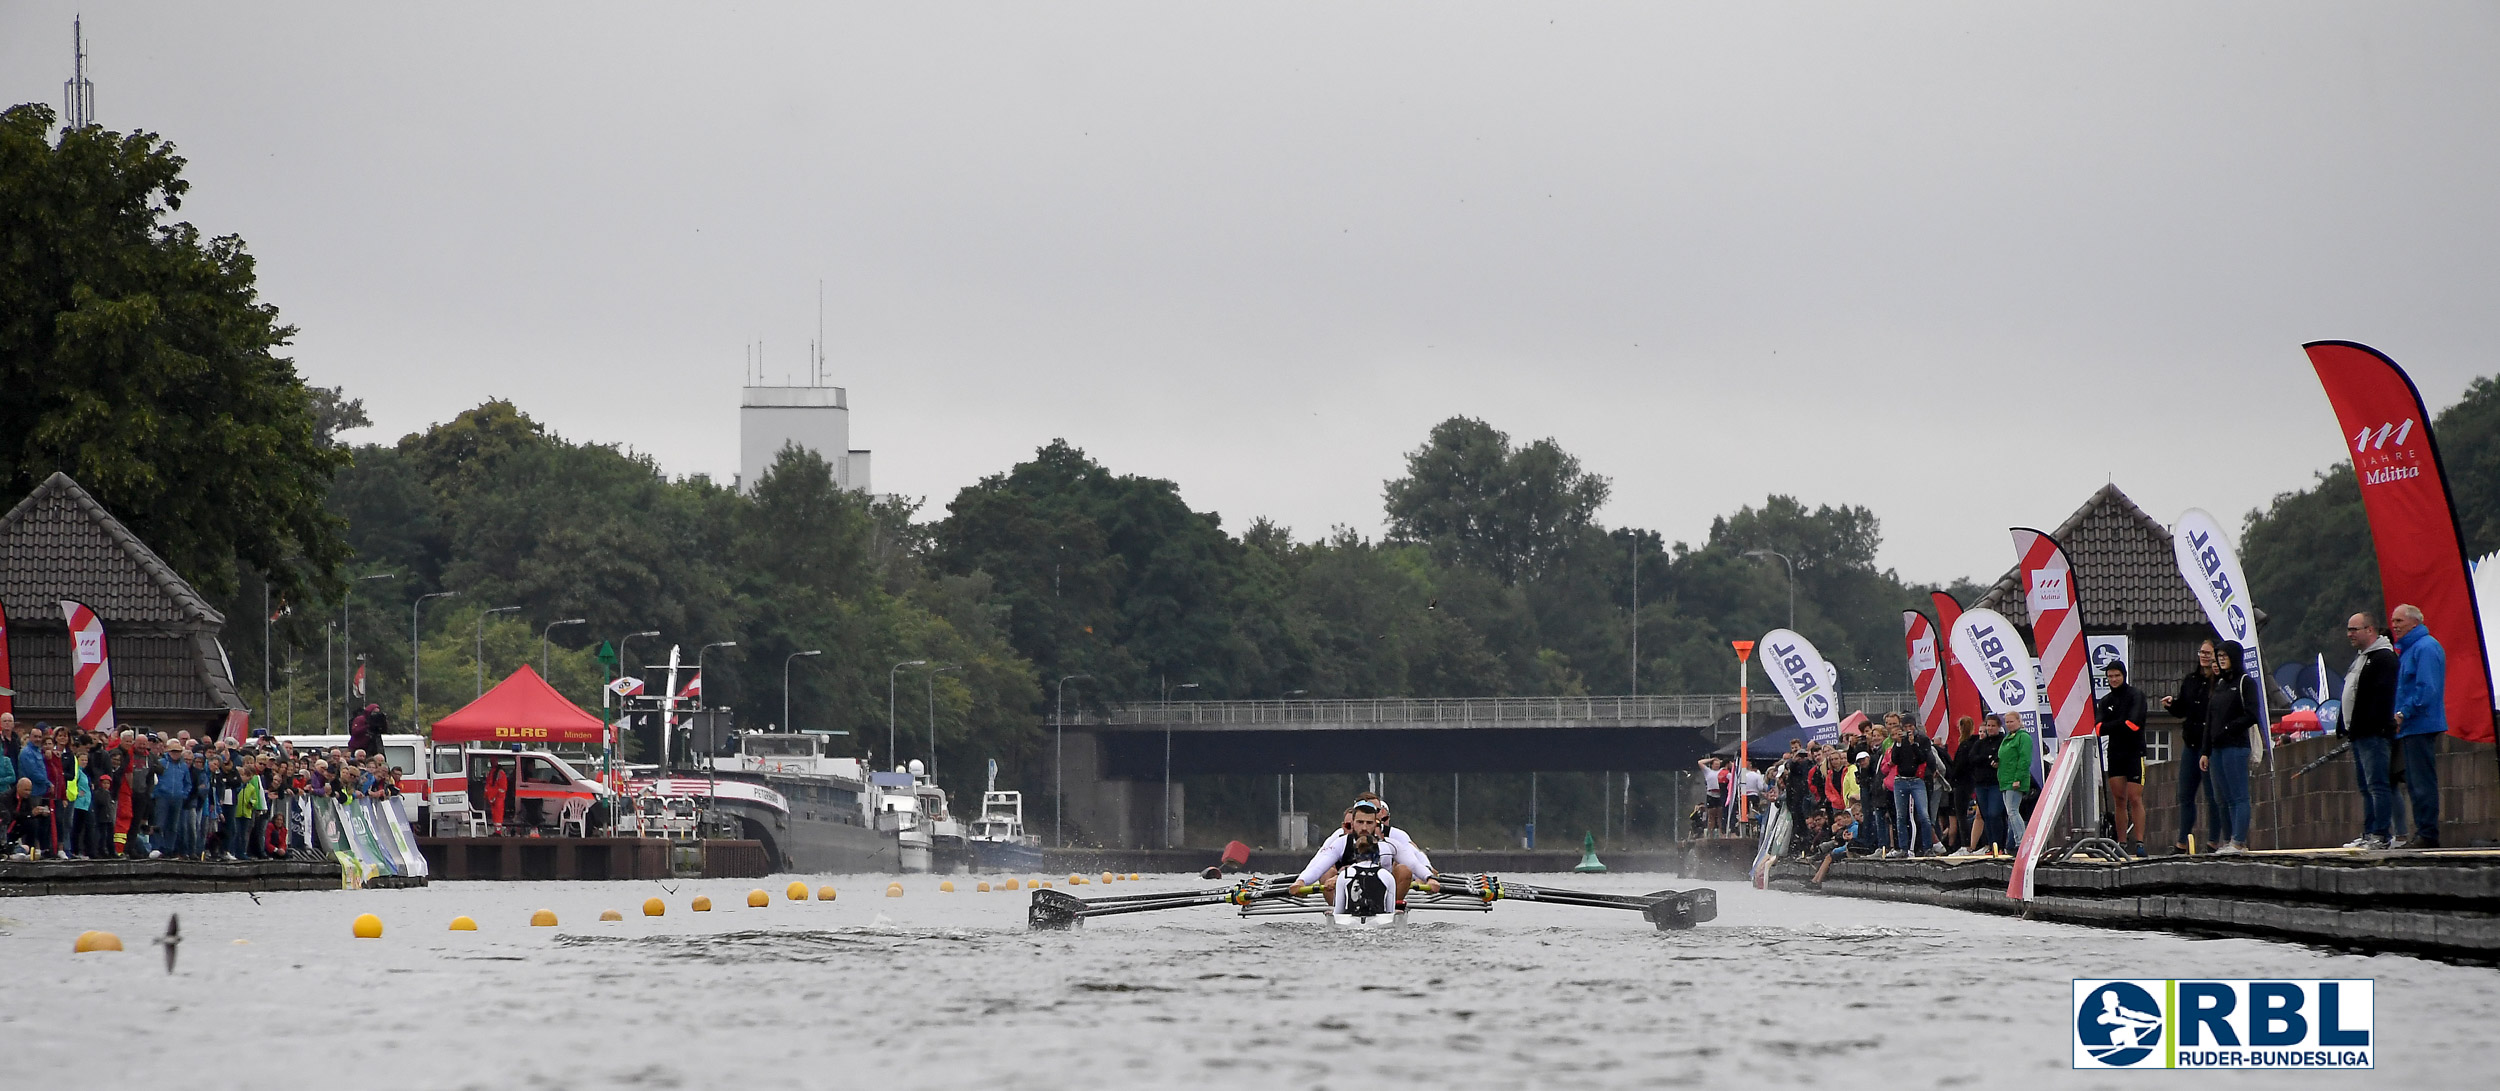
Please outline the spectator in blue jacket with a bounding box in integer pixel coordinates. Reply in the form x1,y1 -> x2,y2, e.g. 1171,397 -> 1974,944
2388,604 -> 2449,848
150,747 -> 192,860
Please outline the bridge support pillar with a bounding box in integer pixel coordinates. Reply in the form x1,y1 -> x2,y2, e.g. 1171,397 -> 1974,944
1058,730 -> 1183,849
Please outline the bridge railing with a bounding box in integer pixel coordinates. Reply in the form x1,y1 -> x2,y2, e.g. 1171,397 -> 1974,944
1070,692 -> 1920,731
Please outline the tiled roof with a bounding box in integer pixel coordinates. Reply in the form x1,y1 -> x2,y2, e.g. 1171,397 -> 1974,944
0,472 -> 223,627
0,472 -> 240,716
1973,483 -> 2210,630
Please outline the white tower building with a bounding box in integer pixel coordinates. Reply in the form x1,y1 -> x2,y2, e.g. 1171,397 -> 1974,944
741,383 -> 872,494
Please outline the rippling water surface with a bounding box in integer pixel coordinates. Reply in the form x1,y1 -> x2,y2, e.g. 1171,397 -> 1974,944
2,872 -> 2492,1088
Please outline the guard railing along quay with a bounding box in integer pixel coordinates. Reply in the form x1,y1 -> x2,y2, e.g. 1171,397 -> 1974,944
1068,692 -> 1919,741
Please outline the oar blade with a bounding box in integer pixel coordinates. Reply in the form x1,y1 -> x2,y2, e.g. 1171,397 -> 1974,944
1028,889 -> 1088,931
1641,887 -> 1717,931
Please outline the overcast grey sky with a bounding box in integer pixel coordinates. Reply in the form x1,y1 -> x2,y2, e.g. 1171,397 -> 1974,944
6,2 -> 2496,585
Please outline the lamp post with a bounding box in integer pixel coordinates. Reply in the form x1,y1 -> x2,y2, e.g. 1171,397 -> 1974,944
477,606 -> 520,697
1054,673 -> 1089,846
1163,681 -> 1198,848
410,591 -> 457,730
887,660 -> 927,770
611,630 -> 660,798
695,640 -> 737,717
926,664 -> 961,779
783,650 -> 822,733
344,572 -> 394,724
1743,548 -> 1795,630
541,618 -> 587,679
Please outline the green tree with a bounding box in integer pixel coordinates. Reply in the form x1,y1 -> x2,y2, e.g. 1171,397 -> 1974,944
0,103 -> 348,603
1384,417 -> 1611,585
2241,465 -> 2381,672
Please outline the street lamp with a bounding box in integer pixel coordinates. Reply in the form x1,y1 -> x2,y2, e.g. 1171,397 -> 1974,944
1163,681 -> 1199,848
345,572 -> 394,724
410,589 -> 457,752
611,629 -> 660,798
783,650 -> 822,733
541,618 -> 587,678
887,660 -> 927,770
1743,548 -> 1795,630
1054,673 -> 1090,846
477,606 -> 520,697
926,664 -> 962,779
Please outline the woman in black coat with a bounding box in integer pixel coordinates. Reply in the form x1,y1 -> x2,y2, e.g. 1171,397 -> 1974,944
2201,640 -> 2261,852
2161,639 -> 2220,852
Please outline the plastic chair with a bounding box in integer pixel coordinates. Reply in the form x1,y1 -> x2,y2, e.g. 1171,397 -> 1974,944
559,796 -> 591,839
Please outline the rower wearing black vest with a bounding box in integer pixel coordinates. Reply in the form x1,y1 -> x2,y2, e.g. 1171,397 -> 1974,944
1293,798 -> 1411,917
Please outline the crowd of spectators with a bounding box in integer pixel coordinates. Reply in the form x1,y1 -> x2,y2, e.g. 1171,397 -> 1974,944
0,712 -> 407,862
1707,599 -> 2466,871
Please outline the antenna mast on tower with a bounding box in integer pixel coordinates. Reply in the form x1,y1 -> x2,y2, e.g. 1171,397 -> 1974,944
64,17 -> 96,130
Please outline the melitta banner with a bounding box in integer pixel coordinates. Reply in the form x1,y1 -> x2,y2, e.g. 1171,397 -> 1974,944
2009,529 -> 2100,902
1946,606 -> 2038,735
1759,628 -> 1842,743
1930,591 -> 1984,744
59,600 -> 117,735
2172,508 -> 2271,753
1902,611 -> 1951,750
2306,340 -> 2495,743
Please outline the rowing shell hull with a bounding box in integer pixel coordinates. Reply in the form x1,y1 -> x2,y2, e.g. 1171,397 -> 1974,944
1327,911 -> 1408,928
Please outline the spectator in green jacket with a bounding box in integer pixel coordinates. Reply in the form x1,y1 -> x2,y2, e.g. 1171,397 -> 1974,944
1997,715 -> 2036,850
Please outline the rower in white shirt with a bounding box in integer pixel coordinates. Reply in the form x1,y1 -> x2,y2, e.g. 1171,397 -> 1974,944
1293,797 -> 1410,917
1296,795 -> 1435,912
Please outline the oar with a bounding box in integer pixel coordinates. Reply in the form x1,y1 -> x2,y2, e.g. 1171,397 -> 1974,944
1029,877 -> 1299,929
1433,875 -> 1719,931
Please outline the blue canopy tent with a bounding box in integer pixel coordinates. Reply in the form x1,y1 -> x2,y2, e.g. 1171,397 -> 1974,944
1711,720 -> 1810,763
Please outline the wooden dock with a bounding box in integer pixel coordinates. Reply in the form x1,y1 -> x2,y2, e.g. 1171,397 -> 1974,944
412,837 -> 768,881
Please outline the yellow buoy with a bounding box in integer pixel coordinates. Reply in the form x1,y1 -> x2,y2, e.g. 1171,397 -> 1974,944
787,880 -> 810,902
692,896 -> 713,912
885,881 -> 904,897
530,909 -> 558,927
599,909 -> 623,922
1069,874 -> 1084,885
643,898 -> 666,917
747,889 -> 770,908
977,881 -> 991,892
351,913 -> 384,939
1101,872 -> 1115,884
939,881 -> 955,892
1129,873 -> 1140,881
817,885 -> 837,901
1002,878 -> 1020,891
73,930 -> 123,953
448,916 -> 478,931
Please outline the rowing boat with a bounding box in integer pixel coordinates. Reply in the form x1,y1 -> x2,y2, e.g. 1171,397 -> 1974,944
1027,873 -> 1717,932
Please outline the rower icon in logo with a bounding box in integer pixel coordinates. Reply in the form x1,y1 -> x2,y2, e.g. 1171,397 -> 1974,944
2076,982 -> 2163,1067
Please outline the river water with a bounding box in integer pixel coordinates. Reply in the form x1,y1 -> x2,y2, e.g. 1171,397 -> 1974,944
1,872 -> 2491,1088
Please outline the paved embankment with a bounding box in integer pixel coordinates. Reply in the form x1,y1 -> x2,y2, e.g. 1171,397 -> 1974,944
0,858 -> 423,897
1768,848 -> 2500,961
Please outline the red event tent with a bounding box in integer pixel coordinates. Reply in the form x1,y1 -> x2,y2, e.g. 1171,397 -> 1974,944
430,665 -> 608,744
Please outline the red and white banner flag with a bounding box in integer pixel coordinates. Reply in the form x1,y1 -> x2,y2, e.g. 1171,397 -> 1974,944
2306,340 -> 2496,743
59,600 -> 117,734
352,661 -> 367,699
677,672 -> 701,701
1902,610 -> 1949,750
0,599 -> 14,716
1931,591 -> 1984,745
2006,529 -> 2100,902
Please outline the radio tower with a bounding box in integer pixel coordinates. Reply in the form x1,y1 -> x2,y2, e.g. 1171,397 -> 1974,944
64,17 -> 96,130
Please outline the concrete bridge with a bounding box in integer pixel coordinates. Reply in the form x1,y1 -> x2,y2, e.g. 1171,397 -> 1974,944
1052,691 -> 1917,848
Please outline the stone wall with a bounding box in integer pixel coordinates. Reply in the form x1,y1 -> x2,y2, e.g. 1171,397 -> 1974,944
2142,732 -> 2497,848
